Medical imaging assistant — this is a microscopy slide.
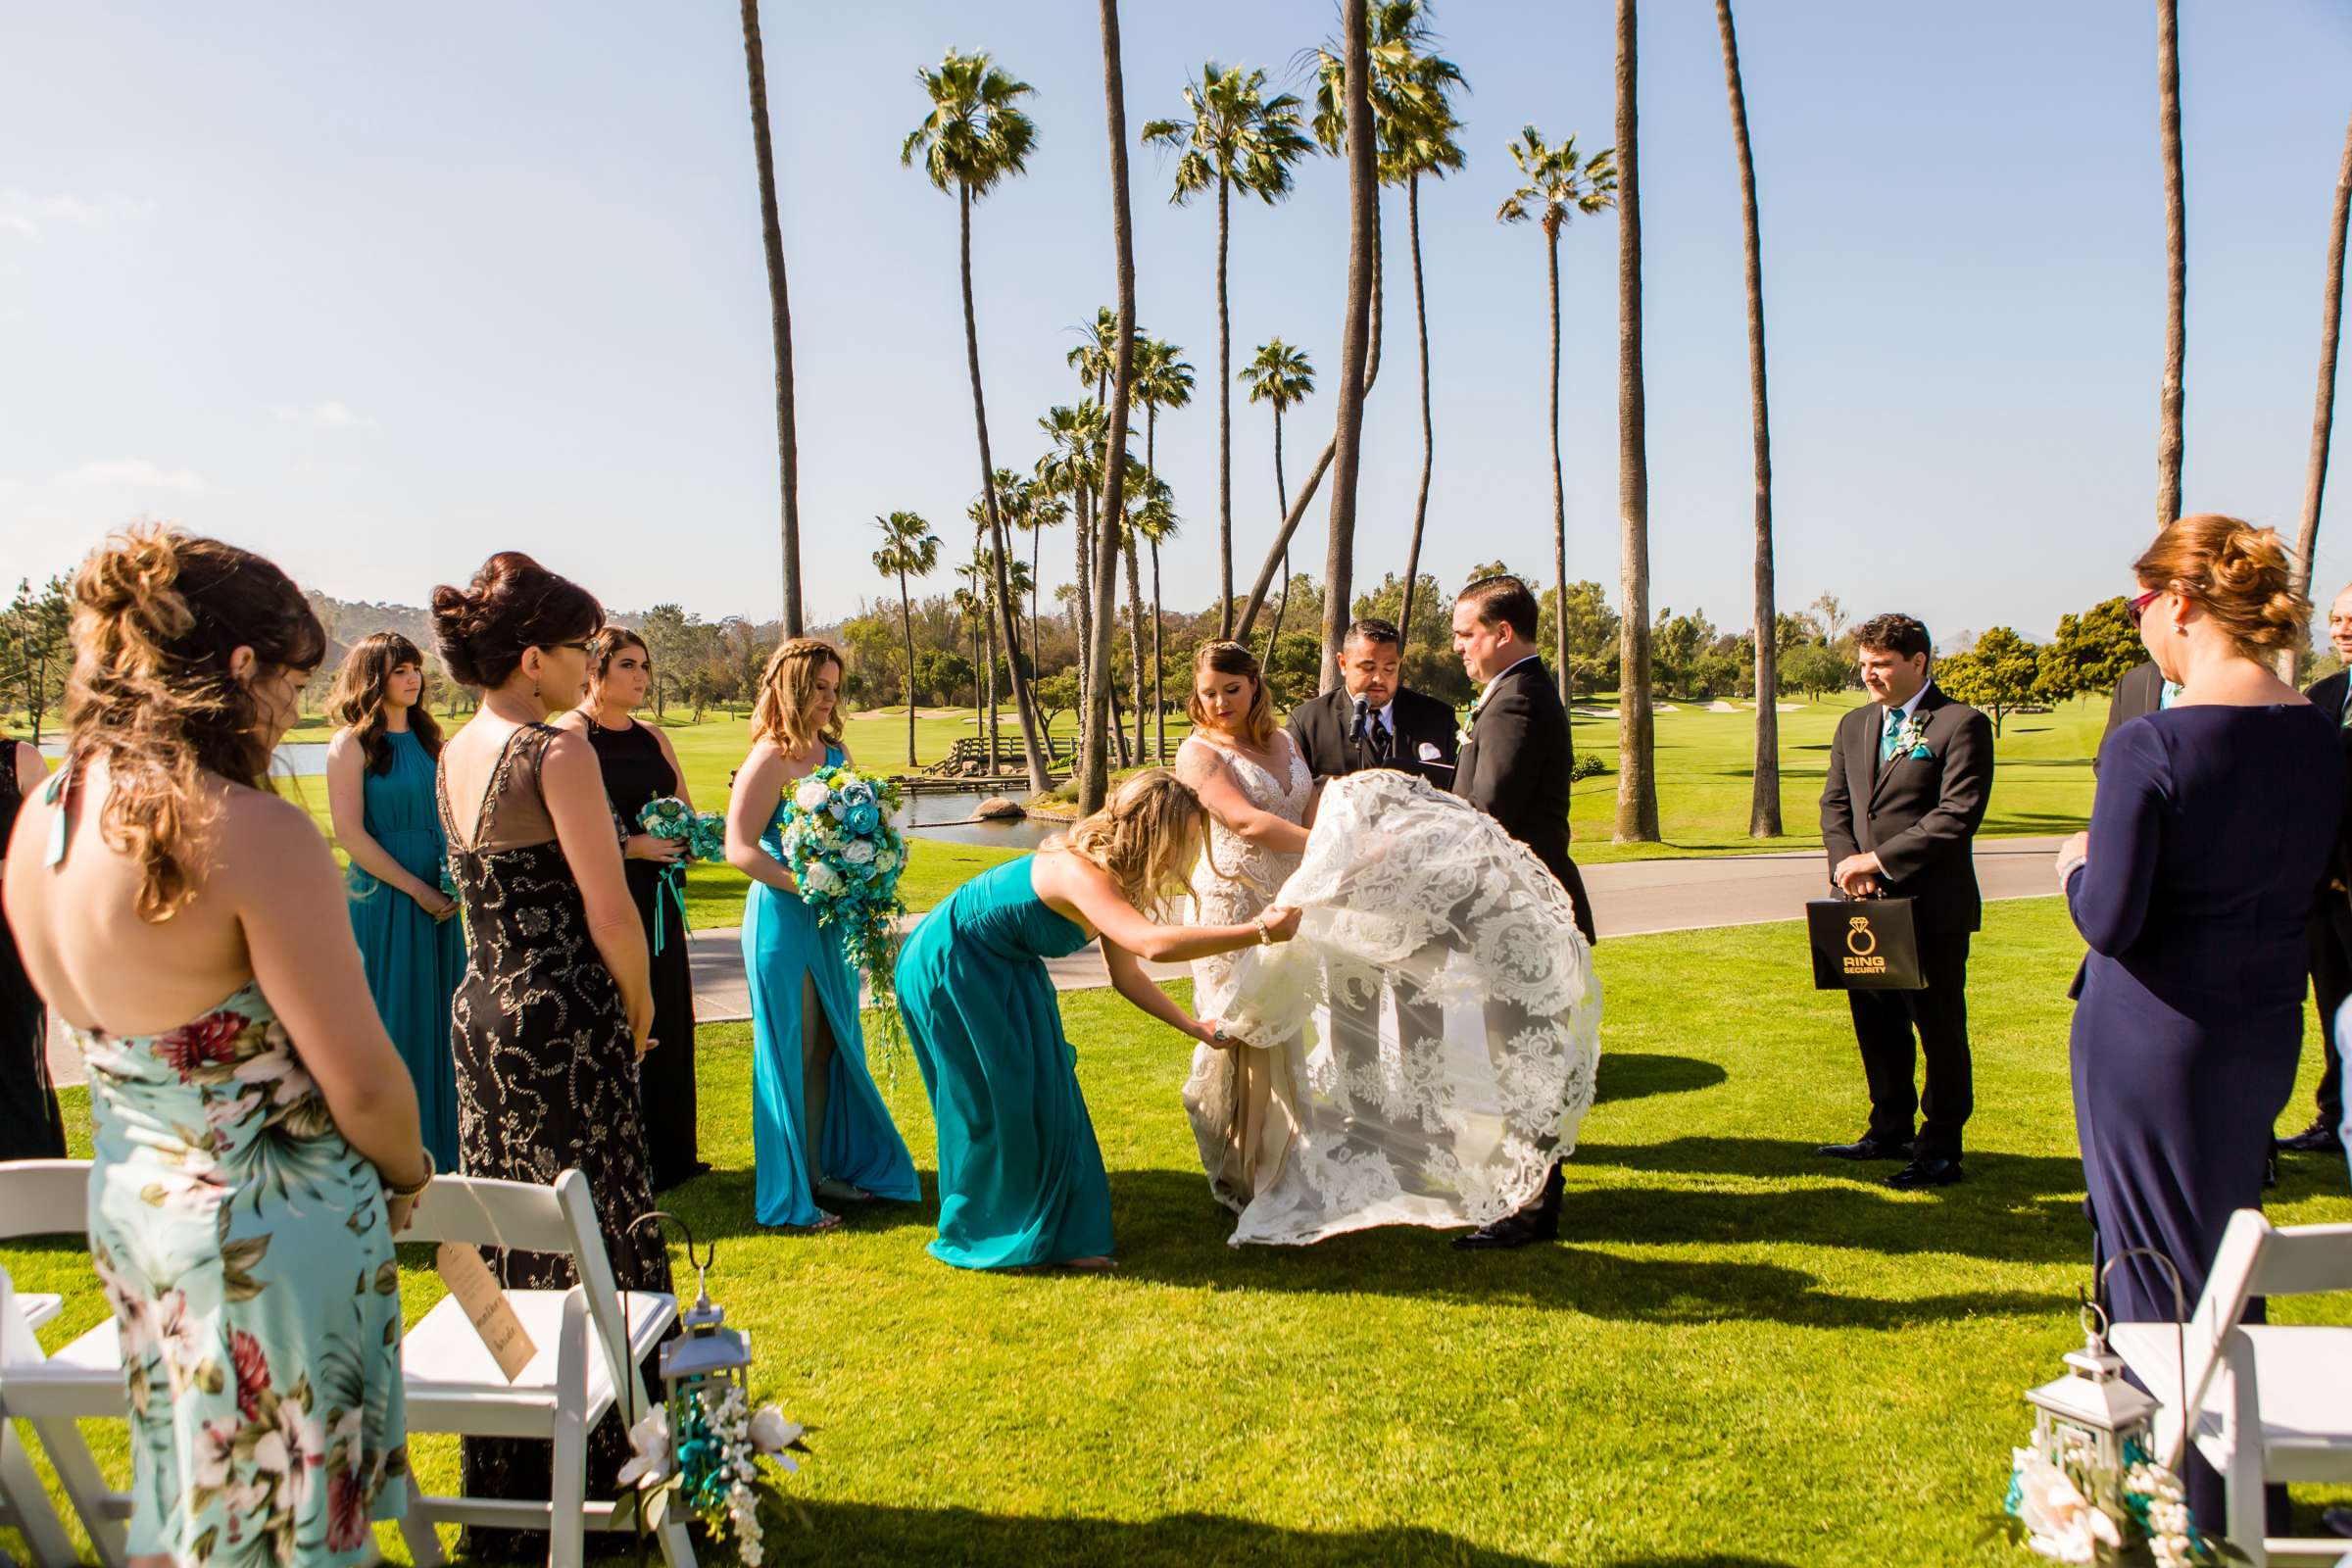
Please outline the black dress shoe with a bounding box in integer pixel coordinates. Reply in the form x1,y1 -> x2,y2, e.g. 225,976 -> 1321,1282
1886,1156 -> 1963,1190
1816,1135 -> 1913,1161
2279,1118 -> 2345,1154
1452,1211 -> 1558,1250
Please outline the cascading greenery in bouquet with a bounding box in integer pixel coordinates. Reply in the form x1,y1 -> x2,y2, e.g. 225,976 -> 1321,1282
774,761 -> 909,1065
637,796 -> 728,956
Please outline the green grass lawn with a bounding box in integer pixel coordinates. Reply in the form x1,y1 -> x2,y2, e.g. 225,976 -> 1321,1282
6,897 -> 2345,1565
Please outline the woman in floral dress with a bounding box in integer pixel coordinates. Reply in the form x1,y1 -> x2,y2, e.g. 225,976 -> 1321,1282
2,527 -> 431,1566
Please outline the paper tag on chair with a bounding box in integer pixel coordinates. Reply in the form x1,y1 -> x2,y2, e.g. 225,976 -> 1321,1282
434,1243 -> 537,1382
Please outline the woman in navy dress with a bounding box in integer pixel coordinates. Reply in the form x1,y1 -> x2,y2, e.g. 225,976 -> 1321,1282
2061,514 -> 2340,1527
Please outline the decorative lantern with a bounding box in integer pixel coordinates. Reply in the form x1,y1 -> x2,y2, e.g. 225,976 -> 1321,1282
2024,1300 -> 2161,1516
657,1234 -> 754,1516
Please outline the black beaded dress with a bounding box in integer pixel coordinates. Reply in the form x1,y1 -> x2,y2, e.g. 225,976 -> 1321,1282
0,748 -> 65,1159
436,723 -> 671,1545
583,717 -> 700,1189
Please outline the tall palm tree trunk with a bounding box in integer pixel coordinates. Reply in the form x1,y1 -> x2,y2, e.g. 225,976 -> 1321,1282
983,584 -> 1000,772
2156,0 -> 2186,528
1216,177 -> 1235,637
1263,403 -> 1291,681
899,571 -> 918,765
2288,108 -> 2352,672
1399,170 -> 1435,649
1236,244 -> 1382,642
1321,0 -> 1377,697
1718,0 -> 1780,837
1150,537 -> 1166,760
1613,0 -> 1660,843
1030,529 -> 1043,658
1075,487 -> 1094,722
1082,0 -> 1139,810
739,0 -> 804,634
956,185 -> 1053,791
1545,227 -> 1573,731
1126,534 -> 1147,760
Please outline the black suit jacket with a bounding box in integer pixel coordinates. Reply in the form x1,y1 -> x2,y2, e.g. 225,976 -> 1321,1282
2306,669 -> 2352,888
2095,661 -> 2165,775
1818,684 -> 1995,936
1451,657 -> 1596,944
1284,685 -> 1459,786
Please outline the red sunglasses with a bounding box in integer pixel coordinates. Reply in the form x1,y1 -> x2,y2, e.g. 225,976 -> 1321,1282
2126,588 -> 2164,626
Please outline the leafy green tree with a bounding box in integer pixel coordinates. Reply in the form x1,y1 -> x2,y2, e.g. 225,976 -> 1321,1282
1,576 -> 70,742
637,603 -> 695,717
872,511 -> 942,764
1143,64 -> 1314,634
1782,642 -> 1849,701
1498,125 -> 1617,713
1936,625 -> 2039,735
2034,596 -> 2144,705
904,47 -> 1054,791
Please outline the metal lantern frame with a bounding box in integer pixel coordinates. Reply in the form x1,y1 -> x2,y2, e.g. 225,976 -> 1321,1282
2024,1298 -> 2162,1518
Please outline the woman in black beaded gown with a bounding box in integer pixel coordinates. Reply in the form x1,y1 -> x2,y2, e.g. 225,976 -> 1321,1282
555,627 -> 704,1189
0,738 -> 66,1159
430,554 -> 671,1550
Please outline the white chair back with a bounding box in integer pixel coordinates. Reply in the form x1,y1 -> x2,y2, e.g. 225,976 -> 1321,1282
401,1170 -> 638,1399
2247,1221 -> 2352,1298
0,1160 -> 90,1242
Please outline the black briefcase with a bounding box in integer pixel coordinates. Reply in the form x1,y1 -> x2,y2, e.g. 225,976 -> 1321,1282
1807,894 -> 1926,991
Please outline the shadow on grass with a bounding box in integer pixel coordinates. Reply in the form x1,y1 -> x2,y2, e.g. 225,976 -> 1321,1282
727,1503 -> 1584,1568
1593,1053 -> 1729,1104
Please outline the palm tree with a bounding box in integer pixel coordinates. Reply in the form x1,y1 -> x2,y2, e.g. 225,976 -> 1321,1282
967,468 -> 1036,771
1613,0 -> 1659,842
1015,490 -> 1068,658
1498,127 -> 1618,716
1143,65 -> 1315,637
1314,1 -> 1466,649
1036,401 -> 1105,717
739,0 -> 805,634
871,511 -> 941,765
1129,472 -> 1180,760
2155,0 -> 2186,529
904,48 -> 1054,792
1133,335 -> 1193,748
1716,0 -> 1779,838
1241,339 -> 1315,677
953,557 -> 989,749
2289,109 -> 2352,662
1319,0 -> 1378,695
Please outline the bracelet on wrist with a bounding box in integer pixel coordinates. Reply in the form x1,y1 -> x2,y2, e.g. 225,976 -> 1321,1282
384,1148 -> 435,1200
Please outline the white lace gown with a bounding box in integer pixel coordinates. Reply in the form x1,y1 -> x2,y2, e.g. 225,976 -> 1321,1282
1213,769 -> 1602,1247
1180,733 -> 1310,1213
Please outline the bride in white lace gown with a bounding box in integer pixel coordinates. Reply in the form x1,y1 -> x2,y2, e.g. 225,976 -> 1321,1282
1214,768 -> 1602,1247
1173,641 -> 1315,1212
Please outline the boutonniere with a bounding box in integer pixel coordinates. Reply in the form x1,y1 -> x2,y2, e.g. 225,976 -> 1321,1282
1892,712 -> 1932,760
1457,690 -> 1490,750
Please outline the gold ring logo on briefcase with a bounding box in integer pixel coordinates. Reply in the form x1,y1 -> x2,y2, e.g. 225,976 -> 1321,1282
1843,915 -> 1886,974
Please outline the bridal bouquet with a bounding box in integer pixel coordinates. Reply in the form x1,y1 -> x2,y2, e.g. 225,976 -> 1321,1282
774,761 -> 908,1025
637,797 -> 727,955
618,1390 -> 809,1566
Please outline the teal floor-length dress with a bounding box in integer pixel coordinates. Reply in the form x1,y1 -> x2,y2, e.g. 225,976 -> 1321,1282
744,744 -> 920,1226
894,855 -> 1113,1268
347,726 -> 464,1169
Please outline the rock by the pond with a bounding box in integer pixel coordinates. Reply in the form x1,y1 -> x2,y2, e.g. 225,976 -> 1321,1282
976,796 -> 1026,820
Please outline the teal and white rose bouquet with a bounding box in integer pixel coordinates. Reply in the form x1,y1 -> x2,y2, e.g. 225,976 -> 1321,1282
774,762 -> 908,1021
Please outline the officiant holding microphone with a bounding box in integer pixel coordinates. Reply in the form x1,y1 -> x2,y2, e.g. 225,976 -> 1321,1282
1285,617 -> 1459,786
1817,613 -> 1994,1190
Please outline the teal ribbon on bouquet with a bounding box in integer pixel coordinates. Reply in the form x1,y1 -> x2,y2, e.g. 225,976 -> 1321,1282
637,797 -> 726,956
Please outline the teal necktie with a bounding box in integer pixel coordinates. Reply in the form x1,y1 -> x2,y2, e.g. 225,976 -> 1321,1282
1880,708 -> 1905,762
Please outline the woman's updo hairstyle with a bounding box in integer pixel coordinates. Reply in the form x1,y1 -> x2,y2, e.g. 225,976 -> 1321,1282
2132,514 -> 2308,656
63,524 -> 326,920
429,552 -> 603,690
1046,768 -> 1213,914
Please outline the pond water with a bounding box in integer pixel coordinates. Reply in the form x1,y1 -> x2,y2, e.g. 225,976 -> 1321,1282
892,788 -> 1062,851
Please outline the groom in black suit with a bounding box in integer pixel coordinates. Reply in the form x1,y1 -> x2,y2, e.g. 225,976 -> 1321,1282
1448,574 -> 1595,1250
1817,612 -> 1993,1190
1285,617 -> 1459,786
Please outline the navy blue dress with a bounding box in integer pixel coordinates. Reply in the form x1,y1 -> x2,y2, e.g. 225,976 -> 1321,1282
2067,703 -> 2340,1516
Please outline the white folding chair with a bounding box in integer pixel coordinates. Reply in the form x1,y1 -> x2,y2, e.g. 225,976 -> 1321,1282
2111,1211 -> 2352,1567
398,1170 -> 687,1568
0,1158 -> 129,1568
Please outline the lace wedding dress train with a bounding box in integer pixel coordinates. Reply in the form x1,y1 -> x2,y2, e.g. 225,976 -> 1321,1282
1215,769 -> 1602,1247
1181,734 -> 1310,1212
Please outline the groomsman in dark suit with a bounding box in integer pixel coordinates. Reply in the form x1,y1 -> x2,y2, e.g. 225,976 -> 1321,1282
2097,660 -> 2167,772
1284,617 -> 1460,786
2285,584 -> 2352,1155
1817,613 -> 1994,1190
1447,574 -> 1594,1250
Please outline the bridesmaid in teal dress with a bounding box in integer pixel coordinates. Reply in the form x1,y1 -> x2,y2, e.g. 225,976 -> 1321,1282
896,770 -> 1301,1269
725,638 -> 919,1230
325,633 -> 465,1169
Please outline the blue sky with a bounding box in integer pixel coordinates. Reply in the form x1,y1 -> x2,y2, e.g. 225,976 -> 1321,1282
3,1 -> 2348,649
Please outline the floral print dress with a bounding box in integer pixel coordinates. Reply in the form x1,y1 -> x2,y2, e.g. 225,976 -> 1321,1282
74,979 -> 408,1565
